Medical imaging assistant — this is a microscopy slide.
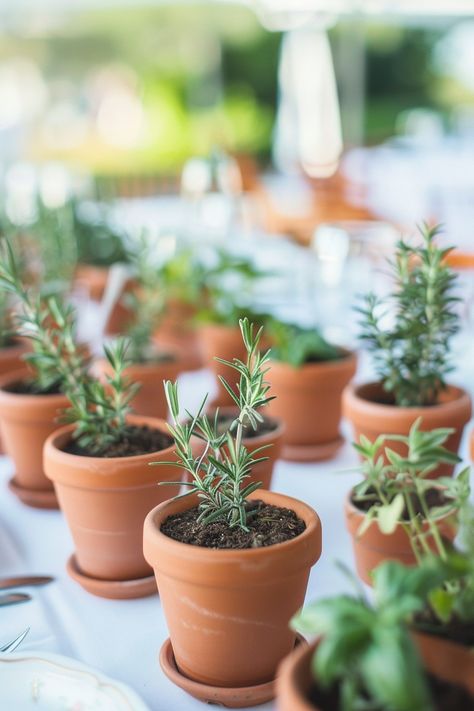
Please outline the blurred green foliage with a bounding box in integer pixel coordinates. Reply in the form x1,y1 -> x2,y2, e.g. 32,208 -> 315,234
1,5 -> 468,171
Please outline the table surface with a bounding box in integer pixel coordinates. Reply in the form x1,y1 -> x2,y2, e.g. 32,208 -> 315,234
1,354 -> 473,711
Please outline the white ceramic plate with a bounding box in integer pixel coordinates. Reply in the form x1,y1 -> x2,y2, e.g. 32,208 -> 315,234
0,651 -> 151,710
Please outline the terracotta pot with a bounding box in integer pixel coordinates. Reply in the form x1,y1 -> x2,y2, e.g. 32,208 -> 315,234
154,299 -> 203,371
93,354 -> 183,420
345,493 -> 457,585
0,340 -> 29,454
343,382 -> 472,478
412,631 -> 474,697
265,352 -> 357,462
143,490 -> 322,690
74,264 -> 109,301
43,415 -> 182,585
208,406 -> 285,490
74,265 -> 136,335
276,636 -> 474,711
198,324 -> 247,406
0,368 -> 68,507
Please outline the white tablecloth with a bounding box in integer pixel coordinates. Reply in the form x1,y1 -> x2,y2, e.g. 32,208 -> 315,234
1,356 -> 472,711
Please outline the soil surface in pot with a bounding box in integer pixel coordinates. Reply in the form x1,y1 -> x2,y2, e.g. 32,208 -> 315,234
63,425 -> 173,458
351,488 -> 448,520
414,612 -> 474,647
215,413 -> 278,439
307,673 -> 473,710
4,379 -> 63,395
161,500 -> 305,549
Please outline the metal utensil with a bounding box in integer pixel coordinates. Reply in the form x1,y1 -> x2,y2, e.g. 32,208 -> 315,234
0,593 -> 31,608
0,628 -> 29,653
0,576 -> 54,592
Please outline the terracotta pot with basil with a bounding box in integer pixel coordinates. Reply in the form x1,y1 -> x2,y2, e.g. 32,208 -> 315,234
143,319 -> 322,707
264,320 -> 356,462
278,560 -> 474,711
344,419 -> 465,585
344,223 -> 472,477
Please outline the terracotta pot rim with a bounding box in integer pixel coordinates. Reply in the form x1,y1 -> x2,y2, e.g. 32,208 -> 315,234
276,640 -> 315,711
345,381 -> 472,417
345,490 -> 458,531
0,368 -> 68,404
207,405 -> 286,446
0,338 -> 27,357
268,349 -> 356,374
144,489 -> 322,563
44,415 -> 175,465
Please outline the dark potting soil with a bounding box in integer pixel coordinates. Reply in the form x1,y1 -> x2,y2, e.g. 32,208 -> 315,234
4,379 -> 63,396
352,487 -> 448,520
307,674 -> 474,710
215,412 -> 278,439
414,612 -> 474,647
161,500 -> 306,549
63,425 -> 173,458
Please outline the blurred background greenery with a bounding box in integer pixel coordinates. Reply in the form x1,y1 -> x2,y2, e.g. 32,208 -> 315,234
1,4 -> 473,176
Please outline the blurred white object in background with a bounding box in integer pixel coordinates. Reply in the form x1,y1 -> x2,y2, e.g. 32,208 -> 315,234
180,151 -> 242,239
274,23 -> 342,178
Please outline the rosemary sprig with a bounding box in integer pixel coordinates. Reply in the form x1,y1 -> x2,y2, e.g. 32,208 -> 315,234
154,318 -> 274,530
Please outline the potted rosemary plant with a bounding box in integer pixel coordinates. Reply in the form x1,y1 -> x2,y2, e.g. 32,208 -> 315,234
143,319 -> 322,706
277,561 -> 474,711
345,419 -> 470,583
265,319 -> 356,462
0,242 -> 73,507
44,337 -> 183,599
344,223 -> 472,476
94,235 -> 184,420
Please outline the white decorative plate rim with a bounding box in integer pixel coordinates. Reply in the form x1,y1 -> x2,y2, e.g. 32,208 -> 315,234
0,650 -> 151,710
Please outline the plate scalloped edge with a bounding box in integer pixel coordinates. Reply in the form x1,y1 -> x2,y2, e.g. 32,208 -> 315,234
0,650 -> 151,711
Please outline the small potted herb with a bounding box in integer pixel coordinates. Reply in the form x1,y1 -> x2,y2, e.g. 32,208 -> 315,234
345,419 -> 470,584
408,504 -> 474,692
0,242 -> 73,508
94,236 -> 185,420
277,561 -> 474,710
44,337 -> 183,599
265,319 -> 356,462
143,319 -> 322,706
344,224 -> 472,477
196,253 -> 266,406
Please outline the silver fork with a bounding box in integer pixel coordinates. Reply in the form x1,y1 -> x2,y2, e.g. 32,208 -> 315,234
0,628 -> 29,653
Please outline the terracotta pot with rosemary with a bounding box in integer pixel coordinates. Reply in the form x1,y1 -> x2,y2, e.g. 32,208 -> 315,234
0,288 -> 29,454
277,560 -> 474,711
264,320 -> 356,462
143,319 -> 322,708
344,223 -> 471,478
0,241 -> 75,508
93,235 -> 184,420
207,406 -> 284,490
345,419 -> 470,585
44,338 -> 184,600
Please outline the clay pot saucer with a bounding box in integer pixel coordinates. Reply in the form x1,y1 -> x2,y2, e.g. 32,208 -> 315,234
281,434 -> 344,463
160,634 -> 306,708
66,555 -> 157,600
8,477 -> 59,510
